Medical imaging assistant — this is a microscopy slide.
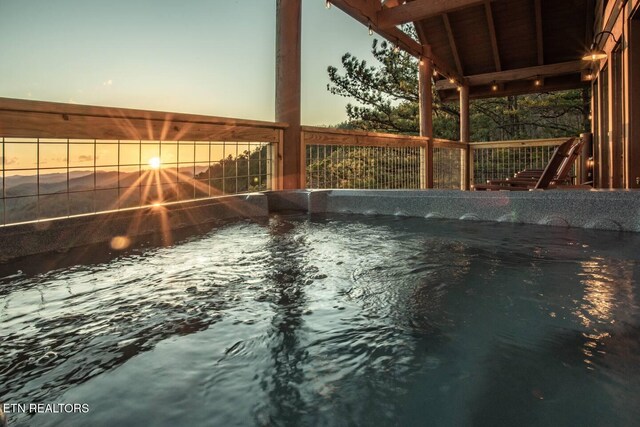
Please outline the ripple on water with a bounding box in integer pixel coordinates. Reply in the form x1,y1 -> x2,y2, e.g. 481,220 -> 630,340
1,213 -> 640,427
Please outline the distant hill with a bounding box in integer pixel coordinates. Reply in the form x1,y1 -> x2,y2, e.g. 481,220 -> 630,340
2,168 -> 211,223
3,166 -> 205,197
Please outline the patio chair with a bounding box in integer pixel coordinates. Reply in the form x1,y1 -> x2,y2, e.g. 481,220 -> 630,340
472,137 -> 585,191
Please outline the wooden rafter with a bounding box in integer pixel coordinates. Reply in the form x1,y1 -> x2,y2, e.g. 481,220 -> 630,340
434,60 -> 584,89
443,13 -> 463,75
377,0 -> 488,28
484,0 -> 501,71
585,0 -> 595,47
534,0 -> 544,65
330,0 -> 462,81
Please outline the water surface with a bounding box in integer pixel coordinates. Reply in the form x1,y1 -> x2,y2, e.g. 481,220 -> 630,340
1,213 -> 640,426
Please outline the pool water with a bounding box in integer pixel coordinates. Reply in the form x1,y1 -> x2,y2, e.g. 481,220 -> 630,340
1,213 -> 640,426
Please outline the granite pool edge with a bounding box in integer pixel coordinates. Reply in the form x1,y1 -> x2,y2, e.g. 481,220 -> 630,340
2,189 -> 639,261
265,189 -> 640,233
0,193 -> 268,261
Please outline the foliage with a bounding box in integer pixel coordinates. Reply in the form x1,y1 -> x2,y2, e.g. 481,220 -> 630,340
197,145 -> 270,193
305,146 -> 421,189
327,39 -> 590,141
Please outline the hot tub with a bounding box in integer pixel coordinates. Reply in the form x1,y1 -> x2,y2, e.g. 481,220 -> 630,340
1,210 -> 639,426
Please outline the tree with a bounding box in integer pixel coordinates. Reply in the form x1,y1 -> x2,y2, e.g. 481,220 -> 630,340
327,39 -> 589,141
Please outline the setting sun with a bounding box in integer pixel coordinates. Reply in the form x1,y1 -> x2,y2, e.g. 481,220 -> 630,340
148,156 -> 161,169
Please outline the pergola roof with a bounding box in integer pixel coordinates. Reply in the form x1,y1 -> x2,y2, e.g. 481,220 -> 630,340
333,0 -> 595,101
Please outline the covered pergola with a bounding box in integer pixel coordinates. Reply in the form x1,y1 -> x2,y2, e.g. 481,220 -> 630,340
276,0 -> 595,189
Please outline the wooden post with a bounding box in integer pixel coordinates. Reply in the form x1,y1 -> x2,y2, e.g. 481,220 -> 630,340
579,132 -> 593,185
629,9 -> 640,188
275,0 -> 302,189
459,84 -> 470,190
418,58 -> 434,188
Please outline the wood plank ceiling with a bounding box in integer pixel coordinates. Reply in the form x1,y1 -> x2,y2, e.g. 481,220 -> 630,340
334,0 -> 596,101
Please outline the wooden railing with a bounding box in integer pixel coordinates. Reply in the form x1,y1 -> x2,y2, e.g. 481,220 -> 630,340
300,126 -> 468,190
300,128 -> 581,191
0,98 -> 582,225
0,98 -> 286,226
433,139 -> 468,190
468,137 -> 577,186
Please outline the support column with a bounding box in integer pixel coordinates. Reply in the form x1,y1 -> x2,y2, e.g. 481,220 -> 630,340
419,58 -> 434,188
275,0 -> 301,189
460,84 -> 470,190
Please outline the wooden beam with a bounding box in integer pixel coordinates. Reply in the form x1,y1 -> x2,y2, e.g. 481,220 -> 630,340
329,0 -> 380,27
629,9 -> 640,188
484,1 -> 501,71
534,0 -> 544,67
331,0 -> 463,81
585,0 -> 595,49
435,60 -> 584,89
275,0 -> 302,189
419,58 -> 434,188
377,0 -> 488,28
443,13 -> 464,75
439,75 -> 587,102
459,85 -> 470,190
459,86 -> 470,143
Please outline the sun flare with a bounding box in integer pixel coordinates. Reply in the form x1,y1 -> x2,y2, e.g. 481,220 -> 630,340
148,156 -> 162,169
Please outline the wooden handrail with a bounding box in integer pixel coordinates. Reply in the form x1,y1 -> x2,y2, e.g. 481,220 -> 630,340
0,97 -> 286,142
468,137 -> 572,149
301,126 -> 467,150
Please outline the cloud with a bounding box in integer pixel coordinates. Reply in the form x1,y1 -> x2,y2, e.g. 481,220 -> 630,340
0,156 -> 18,165
102,79 -> 113,86
40,157 -> 68,165
78,155 -> 93,162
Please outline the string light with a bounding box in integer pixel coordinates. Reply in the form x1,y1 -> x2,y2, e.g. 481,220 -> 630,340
325,0 -> 331,9
393,42 -> 400,53
432,68 -> 438,77
368,23 -> 373,36
491,81 -> 498,91
448,77 -> 455,84
534,76 -> 542,86
419,57 -> 425,66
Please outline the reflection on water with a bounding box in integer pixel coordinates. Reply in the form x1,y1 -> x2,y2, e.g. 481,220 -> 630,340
256,217 -> 309,425
0,214 -> 639,426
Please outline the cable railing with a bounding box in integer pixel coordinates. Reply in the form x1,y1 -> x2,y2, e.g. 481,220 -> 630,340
433,140 -> 466,190
468,137 -> 577,186
0,98 -> 284,226
301,127 -> 426,189
301,127 -> 468,190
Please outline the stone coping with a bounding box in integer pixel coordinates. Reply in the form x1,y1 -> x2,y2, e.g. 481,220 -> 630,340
265,189 -> 640,233
0,193 -> 268,261
2,188 -> 638,261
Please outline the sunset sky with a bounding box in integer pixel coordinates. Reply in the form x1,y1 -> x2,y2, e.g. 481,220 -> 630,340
0,0 -> 378,126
